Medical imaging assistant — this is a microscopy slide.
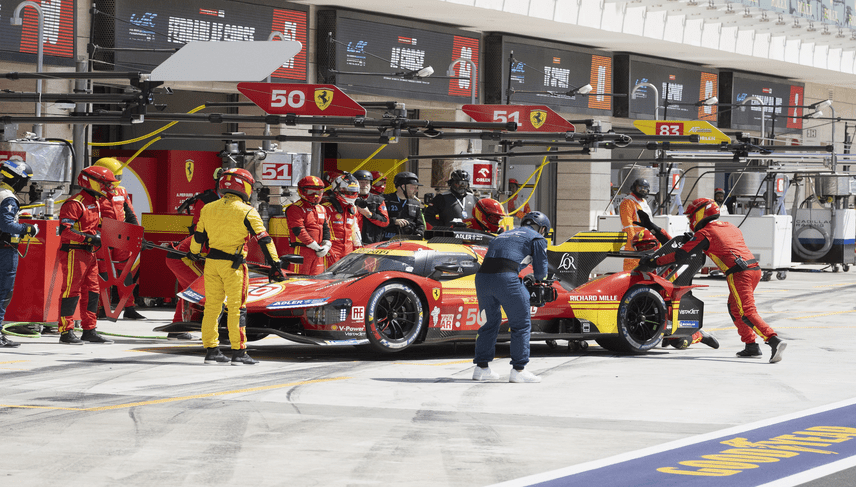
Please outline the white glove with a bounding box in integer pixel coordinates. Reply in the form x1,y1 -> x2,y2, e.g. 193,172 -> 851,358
316,240 -> 332,257
307,241 -> 323,252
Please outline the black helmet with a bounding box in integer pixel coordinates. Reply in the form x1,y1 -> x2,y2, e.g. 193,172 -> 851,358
353,169 -> 373,181
448,169 -> 470,196
0,159 -> 33,192
632,178 -> 650,197
449,169 -> 470,183
393,171 -> 422,188
521,211 -> 551,234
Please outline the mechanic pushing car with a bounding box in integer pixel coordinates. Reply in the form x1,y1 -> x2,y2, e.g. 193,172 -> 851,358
92,157 -> 149,322
189,168 -> 284,366
352,169 -> 389,244
286,175 -> 332,275
473,211 -> 550,383
0,159 -> 36,348
424,169 -> 477,228
56,166 -> 118,345
620,178 -> 652,271
322,173 -> 363,266
631,214 -> 719,350
640,198 -> 787,363
383,171 -> 424,240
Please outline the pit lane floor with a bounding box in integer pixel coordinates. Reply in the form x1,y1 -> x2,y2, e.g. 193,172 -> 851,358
1,266 -> 855,487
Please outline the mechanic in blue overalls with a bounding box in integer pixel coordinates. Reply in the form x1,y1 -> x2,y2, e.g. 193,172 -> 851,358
473,211 -> 550,383
0,159 -> 36,348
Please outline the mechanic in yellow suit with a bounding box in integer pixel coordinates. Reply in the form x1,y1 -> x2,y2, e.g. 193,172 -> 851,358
619,178 -> 652,271
189,168 -> 284,366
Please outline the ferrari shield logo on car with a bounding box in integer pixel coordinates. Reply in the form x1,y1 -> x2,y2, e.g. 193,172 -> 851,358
530,110 -> 547,129
315,88 -> 333,111
185,159 -> 194,182
432,288 -> 441,300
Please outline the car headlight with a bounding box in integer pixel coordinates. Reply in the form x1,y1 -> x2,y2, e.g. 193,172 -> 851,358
305,298 -> 353,325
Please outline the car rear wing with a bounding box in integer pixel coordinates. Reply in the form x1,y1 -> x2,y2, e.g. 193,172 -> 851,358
547,232 -> 626,290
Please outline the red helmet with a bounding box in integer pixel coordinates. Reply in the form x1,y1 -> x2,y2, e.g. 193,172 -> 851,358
370,171 -> 387,195
78,166 -> 118,197
509,178 -> 520,186
218,168 -> 255,202
332,173 -> 360,206
685,197 -> 720,231
298,175 -> 325,204
632,229 -> 660,252
472,198 -> 506,233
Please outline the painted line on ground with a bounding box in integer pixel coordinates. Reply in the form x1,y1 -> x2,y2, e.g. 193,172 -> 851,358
0,376 -> 350,412
489,396 -> 856,487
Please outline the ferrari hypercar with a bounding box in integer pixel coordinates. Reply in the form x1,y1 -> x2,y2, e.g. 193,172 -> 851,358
156,230 -> 706,354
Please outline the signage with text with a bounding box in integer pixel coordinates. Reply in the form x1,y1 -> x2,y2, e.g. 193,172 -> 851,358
237,83 -> 365,116
462,104 -> 574,132
633,120 -> 731,144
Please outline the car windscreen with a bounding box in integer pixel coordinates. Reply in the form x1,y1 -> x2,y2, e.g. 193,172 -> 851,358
325,249 -> 417,278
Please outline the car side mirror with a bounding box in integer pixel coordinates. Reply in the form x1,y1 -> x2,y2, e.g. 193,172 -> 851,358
280,254 -> 304,266
428,263 -> 466,280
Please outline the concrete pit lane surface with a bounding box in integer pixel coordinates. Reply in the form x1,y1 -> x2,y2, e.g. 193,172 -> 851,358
2,265 -> 856,487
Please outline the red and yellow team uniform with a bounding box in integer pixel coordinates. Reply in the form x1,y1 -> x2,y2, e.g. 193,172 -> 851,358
165,234 -> 206,322
322,199 -> 361,266
506,195 -> 530,220
654,220 -> 777,344
285,199 -> 331,275
619,193 -> 651,271
191,193 -> 279,350
57,191 -> 104,333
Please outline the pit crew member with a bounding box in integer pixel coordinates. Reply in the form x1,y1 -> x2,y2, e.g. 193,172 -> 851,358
322,173 -> 362,265
352,170 -> 389,244
57,166 -> 118,345
620,178 -> 652,271
640,198 -> 786,363
190,168 -> 284,365
0,159 -> 36,348
425,169 -> 477,227
369,171 -> 386,196
506,178 -> 531,223
473,211 -> 550,383
286,175 -> 332,275
383,171 -> 424,240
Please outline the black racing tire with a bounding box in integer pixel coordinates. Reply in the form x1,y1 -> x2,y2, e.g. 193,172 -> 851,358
365,282 -> 425,353
598,286 -> 666,353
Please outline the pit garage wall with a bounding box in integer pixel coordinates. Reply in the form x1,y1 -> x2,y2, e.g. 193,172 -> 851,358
556,151 -> 612,243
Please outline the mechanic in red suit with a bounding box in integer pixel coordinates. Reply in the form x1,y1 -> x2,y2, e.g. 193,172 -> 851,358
322,173 -> 362,265
286,175 -> 332,275
352,169 -> 389,245
630,223 -> 719,350
640,198 -> 787,363
165,234 -> 205,324
56,166 -> 118,345
506,178 -> 530,220
92,157 -> 149,322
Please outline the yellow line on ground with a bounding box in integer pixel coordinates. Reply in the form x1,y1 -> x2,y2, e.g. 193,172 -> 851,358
1,376 -> 351,412
793,310 -> 856,320
813,282 -> 856,288
0,360 -> 28,364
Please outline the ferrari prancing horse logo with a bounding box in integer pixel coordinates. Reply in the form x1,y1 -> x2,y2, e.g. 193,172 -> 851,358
432,288 -> 441,300
185,159 -> 194,183
530,110 -> 547,129
315,89 -> 333,111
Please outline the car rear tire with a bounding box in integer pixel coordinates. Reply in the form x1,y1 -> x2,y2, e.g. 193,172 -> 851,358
596,286 -> 666,353
365,282 -> 425,353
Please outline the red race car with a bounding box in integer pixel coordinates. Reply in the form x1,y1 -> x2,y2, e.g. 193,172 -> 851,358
156,230 -> 706,354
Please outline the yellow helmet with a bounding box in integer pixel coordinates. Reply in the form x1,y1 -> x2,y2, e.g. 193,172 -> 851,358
94,157 -> 124,186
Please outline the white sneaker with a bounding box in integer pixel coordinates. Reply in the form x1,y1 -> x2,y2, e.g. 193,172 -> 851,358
509,369 -> 541,383
472,366 -> 500,381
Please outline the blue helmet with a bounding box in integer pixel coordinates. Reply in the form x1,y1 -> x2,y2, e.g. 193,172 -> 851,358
0,159 -> 33,192
521,211 -> 550,233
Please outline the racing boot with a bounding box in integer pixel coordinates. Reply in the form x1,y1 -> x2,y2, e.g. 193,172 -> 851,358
767,335 -> 787,364
231,349 -> 258,366
672,338 -> 691,350
81,329 -> 114,344
59,329 -> 83,345
204,347 -> 229,365
167,332 -> 194,340
0,334 -> 20,348
660,338 -> 674,348
736,341 -> 762,358
509,368 -> 541,383
699,330 -> 720,349
472,365 -> 500,381
122,306 -> 147,320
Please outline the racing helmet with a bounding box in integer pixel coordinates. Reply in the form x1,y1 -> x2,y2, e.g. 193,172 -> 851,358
393,171 -> 421,188
472,198 -> 506,233
332,173 -> 360,206
218,168 -> 255,202
521,211 -> 551,235
714,187 -> 725,196
685,197 -> 720,231
353,169 -> 373,195
632,229 -> 660,252
370,171 -> 387,195
0,158 -> 33,192
78,166 -> 118,197
297,175 -> 325,204
448,169 -> 470,196
94,157 -> 124,183
632,178 -> 650,198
